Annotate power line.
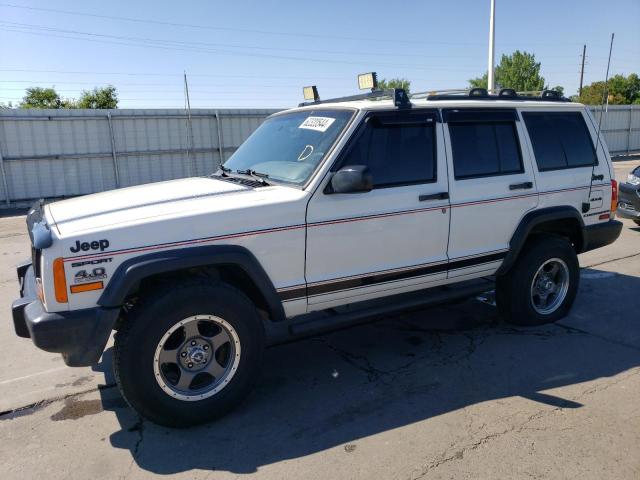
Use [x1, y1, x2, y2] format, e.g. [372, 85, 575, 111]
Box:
[0, 20, 488, 60]
[0, 26, 486, 71]
[0, 3, 487, 47]
[0, 69, 346, 80]
[4, 24, 631, 75]
[2, 2, 611, 52]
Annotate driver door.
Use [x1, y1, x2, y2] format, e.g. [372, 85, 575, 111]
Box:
[305, 110, 450, 309]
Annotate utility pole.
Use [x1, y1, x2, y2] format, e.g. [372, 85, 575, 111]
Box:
[487, 0, 496, 92]
[579, 44, 586, 97]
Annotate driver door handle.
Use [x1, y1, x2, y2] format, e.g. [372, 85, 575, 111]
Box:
[419, 192, 449, 201]
[509, 181, 533, 190]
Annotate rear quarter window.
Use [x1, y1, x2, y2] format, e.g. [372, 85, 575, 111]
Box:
[522, 111, 597, 171]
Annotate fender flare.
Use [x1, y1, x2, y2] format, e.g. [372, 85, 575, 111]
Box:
[97, 245, 286, 321]
[496, 206, 585, 276]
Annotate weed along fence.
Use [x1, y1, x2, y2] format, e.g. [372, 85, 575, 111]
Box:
[0, 108, 279, 207]
[0, 105, 638, 208]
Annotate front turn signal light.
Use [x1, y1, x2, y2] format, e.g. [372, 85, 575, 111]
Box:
[53, 257, 68, 303]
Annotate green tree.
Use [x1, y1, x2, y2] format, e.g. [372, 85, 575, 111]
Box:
[77, 86, 118, 109]
[578, 74, 640, 105]
[19, 87, 63, 108]
[378, 78, 411, 94]
[469, 51, 547, 92]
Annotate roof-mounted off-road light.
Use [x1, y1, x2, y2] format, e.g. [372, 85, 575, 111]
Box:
[358, 72, 378, 91]
[303, 85, 320, 102]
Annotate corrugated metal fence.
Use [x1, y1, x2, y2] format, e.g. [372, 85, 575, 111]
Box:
[0, 105, 638, 208]
[588, 105, 640, 155]
[0, 108, 278, 207]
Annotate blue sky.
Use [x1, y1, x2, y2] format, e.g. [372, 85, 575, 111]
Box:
[1, 0, 639, 109]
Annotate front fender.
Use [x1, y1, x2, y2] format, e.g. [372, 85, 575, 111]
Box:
[98, 245, 285, 321]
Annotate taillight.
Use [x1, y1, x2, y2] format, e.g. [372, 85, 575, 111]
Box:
[53, 257, 68, 303]
[610, 179, 618, 217]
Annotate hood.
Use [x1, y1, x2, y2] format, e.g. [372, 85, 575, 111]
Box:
[48, 177, 259, 236]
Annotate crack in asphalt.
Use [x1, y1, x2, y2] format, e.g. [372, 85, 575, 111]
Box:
[311, 337, 387, 382]
[409, 367, 640, 479]
[0, 232, 27, 240]
[582, 251, 640, 269]
[555, 322, 640, 353]
[120, 416, 145, 480]
[129, 416, 145, 457]
[0, 383, 116, 420]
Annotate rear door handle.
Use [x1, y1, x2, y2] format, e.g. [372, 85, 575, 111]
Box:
[509, 181, 533, 190]
[419, 192, 449, 201]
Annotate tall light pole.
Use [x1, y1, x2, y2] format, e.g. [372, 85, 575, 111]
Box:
[487, 0, 496, 91]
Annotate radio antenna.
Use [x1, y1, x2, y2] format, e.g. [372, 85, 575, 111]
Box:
[583, 32, 614, 214]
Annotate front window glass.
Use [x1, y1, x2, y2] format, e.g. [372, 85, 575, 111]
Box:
[340, 112, 437, 188]
[221, 109, 354, 185]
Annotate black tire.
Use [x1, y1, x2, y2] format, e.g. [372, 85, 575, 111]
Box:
[113, 280, 265, 427]
[634, 219, 640, 227]
[496, 236, 579, 326]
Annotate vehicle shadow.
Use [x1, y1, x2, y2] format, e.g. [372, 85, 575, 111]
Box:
[98, 267, 640, 475]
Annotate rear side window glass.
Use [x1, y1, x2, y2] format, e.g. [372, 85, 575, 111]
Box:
[448, 121, 523, 179]
[341, 112, 437, 188]
[522, 112, 597, 171]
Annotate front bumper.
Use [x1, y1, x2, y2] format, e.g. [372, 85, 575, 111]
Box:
[11, 263, 119, 366]
[617, 182, 640, 220]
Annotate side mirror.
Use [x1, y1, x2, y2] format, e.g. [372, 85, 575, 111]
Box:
[329, 165, 373, 194]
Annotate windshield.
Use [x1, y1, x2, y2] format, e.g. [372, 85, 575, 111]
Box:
[221, 109, 354, 186]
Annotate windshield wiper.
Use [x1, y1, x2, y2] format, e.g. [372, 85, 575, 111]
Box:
[209, 164, 232, 178]
[235, 169, 272, 185]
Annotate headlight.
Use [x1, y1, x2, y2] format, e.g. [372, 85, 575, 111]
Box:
[627, 174, 640, 185]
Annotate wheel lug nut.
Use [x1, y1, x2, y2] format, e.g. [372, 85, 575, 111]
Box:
[181, 352, 187, 357]
[188, 362, 193, 368]
[191, 341, 196, 346]
[203, 345, 209, 350]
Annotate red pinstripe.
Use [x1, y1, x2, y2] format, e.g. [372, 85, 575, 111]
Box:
[63, 184, 609, 263]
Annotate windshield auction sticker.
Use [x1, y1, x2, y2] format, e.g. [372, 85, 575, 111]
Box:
[299, 116, 336, 132]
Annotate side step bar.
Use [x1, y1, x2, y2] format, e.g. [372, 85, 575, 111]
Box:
[265, 278, 494, 344]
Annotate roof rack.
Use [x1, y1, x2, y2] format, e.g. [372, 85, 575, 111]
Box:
[415, 87, 570, 102]
[298, 88, 411, 108]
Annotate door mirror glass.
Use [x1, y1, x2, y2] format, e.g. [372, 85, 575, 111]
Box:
[330, 165, 373, 193]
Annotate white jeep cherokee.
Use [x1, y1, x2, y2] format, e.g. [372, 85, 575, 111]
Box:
[12, 86, 622, 427]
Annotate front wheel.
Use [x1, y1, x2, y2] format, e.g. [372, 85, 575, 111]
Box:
[113, 281, 265, 427]
[496, 236, 579, 326]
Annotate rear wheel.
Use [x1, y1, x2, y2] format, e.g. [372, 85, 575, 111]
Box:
[114, 281, 265, 427]
[496, 236, 579, 326]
